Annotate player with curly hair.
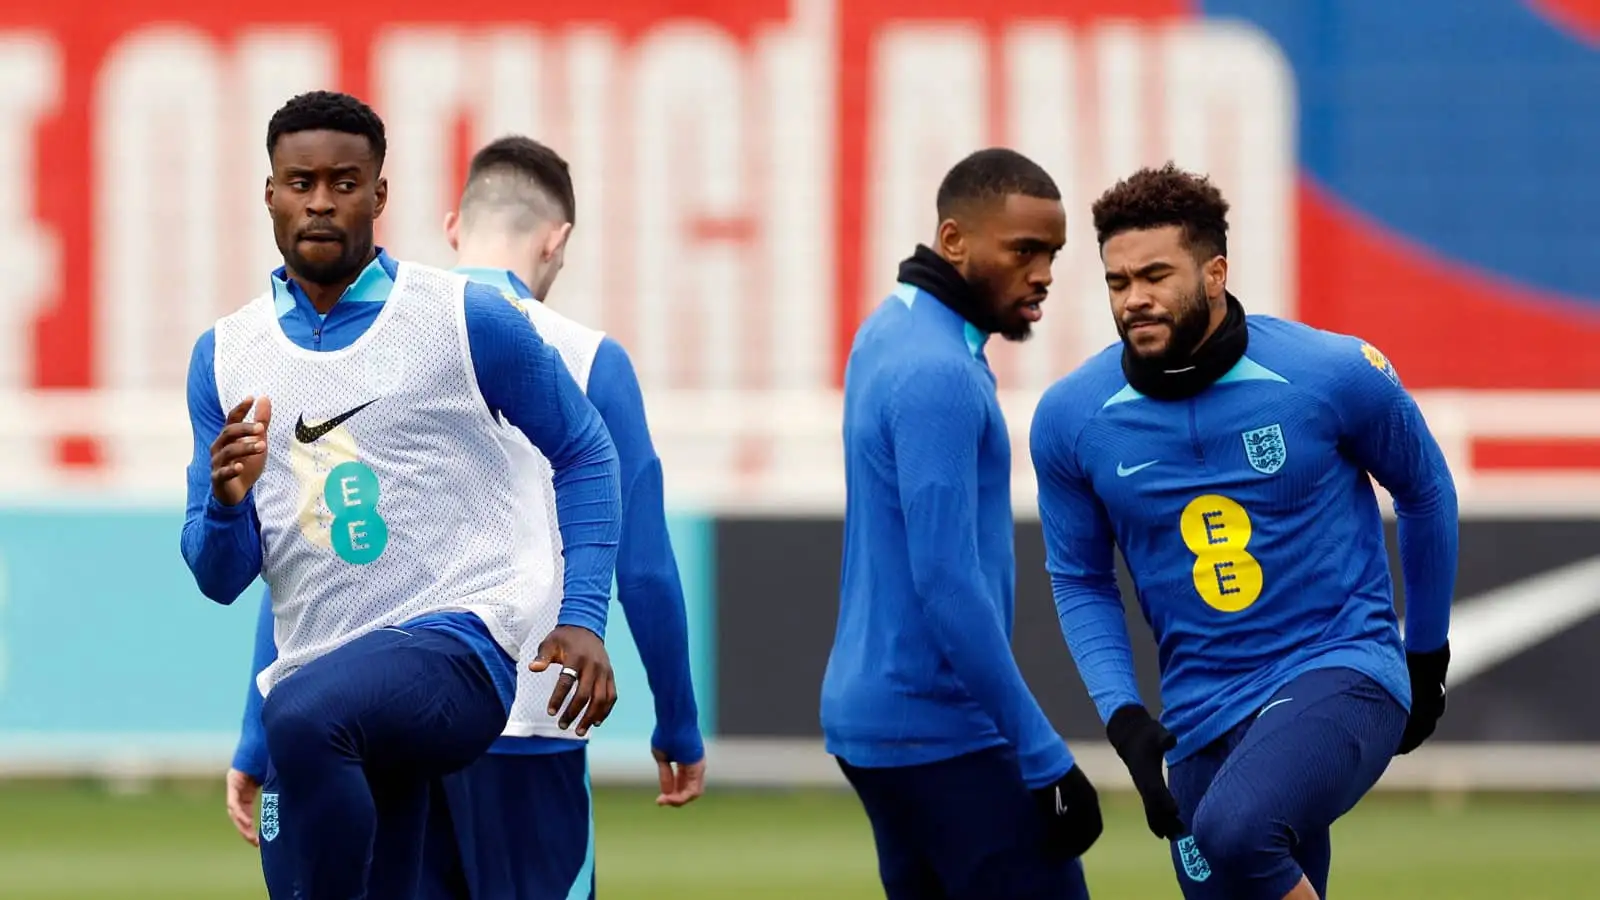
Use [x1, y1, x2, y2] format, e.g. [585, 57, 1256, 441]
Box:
[1030, 163, 1459, 900]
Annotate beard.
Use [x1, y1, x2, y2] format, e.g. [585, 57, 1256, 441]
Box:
[992, 303, 1035, 343]
[1118, 277, 1211, 367]
[281, 229, 374, 286]
[964, 262, 1036, 343]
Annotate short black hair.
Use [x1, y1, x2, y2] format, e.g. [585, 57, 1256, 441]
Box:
[1091, 162, 1230, 259]
[935, 148, 1060, 220]
[266, 91, 387, 168]
[461, 135, 576, 228]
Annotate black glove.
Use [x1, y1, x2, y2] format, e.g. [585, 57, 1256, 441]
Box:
[1030, 764, 1103, 860]
[1397, 643, 1449, 754]
[1107, 705, 1184, 840]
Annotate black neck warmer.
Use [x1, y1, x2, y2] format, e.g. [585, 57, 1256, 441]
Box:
[1121, 293, 1248, 401]
[895, 244, 999, 334]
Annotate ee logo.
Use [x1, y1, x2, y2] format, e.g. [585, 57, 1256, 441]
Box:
[324, 462, 388, 565]
[1179, 494, 1263, 612]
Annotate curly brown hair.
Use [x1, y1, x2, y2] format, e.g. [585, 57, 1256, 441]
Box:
[1090, 162, 1229, 260]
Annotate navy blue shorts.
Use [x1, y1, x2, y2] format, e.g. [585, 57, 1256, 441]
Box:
[1164, 666, 1406, 899]
[417, 747, 594, 900]
[256, 625, 512, 900]
[838, 745, 1090, 900]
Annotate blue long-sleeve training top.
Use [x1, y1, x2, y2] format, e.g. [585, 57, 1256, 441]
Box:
[183, 250, 621, 716]
[458, 267, 702, 762]
[1031, 316, 1458, 763]
[231, 265, 701, 778]
[820, 282, 1075, 789]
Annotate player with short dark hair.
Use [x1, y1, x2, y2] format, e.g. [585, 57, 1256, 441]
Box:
[1030, 162, 1457, 900]
[226, 132, 705, 899]
[443, 132, 705, 898]
[459, 134, 576, 224]
[821, 147, 1103, 900]
[184, 91, 623, 899]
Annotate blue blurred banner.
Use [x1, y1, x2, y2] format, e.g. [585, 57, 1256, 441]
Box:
[0, 505, 716, 768]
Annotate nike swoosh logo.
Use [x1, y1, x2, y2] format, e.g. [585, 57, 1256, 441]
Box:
[294, 400, 376, 444]
[1257, 697, 1294, 718]
[1116, 460, 1158, 477]
[1054, 785, 1068, 816]
[1427, 553, 1600, 687]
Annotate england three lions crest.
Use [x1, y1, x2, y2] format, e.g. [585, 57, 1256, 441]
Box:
[1242, 424, 1287, 475]
[260, 792, 280, 843]
[1177, 835, 1212, 882]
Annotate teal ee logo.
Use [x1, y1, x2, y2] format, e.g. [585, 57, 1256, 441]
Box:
[1176, 835, 1212, 882]
[324, 462, 388, 565]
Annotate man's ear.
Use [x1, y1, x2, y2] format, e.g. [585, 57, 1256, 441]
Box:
[444, 210, 460, 251]
[1203, 255, 1228, 300]
[543, 221, 574, 260]
[935, 218, 967, 266]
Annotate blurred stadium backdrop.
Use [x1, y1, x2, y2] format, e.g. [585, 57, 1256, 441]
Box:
[1, 0, 1600, 882]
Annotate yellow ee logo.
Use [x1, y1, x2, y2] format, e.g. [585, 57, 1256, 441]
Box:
[502, 291, 533, 320]
[1361, 342, 1400, 385]
[1179, 494, 1263, 613]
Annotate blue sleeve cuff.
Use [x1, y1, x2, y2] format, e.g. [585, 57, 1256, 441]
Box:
[1020, 745, 1077, 791]
[232, 739, 268, 782]
[652, 725, 706, 765]
[554, 610, 608, 641]
[1399, 503, 1457, 653]
[206, 491, 254, 519]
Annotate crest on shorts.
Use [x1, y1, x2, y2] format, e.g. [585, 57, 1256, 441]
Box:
[260, 792, 280, 843]
[1177, 835, 1212, 882]
[1242, 423, 1287, 475]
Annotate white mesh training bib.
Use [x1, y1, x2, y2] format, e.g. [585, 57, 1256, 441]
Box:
[213, 262, 540, 697]
[493, 295, 607, 741]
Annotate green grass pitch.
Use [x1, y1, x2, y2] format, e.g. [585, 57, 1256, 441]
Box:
[0, 778, 1592, 898]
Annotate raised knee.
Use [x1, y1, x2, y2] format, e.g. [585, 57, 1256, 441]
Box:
[1190, 801, 1276, 873]
[260, 680, 336, 764]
